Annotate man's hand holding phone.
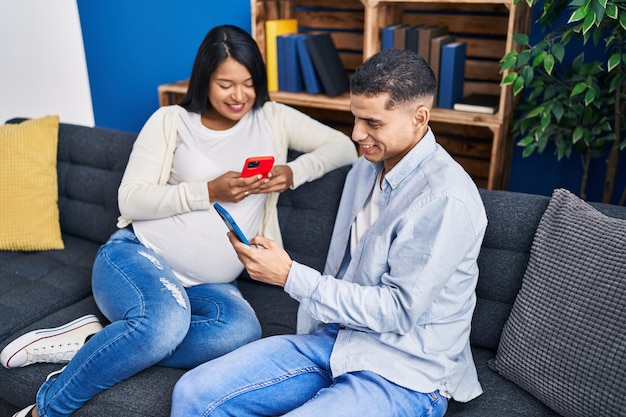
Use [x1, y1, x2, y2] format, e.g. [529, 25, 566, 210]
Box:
[226, 233, 292, 288]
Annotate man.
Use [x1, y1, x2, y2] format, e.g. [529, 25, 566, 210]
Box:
[171, 48, 487, 417]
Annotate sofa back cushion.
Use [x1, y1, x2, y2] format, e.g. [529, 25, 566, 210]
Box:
[473, 189, 551, 351]
[278, 164, 350, 272]
[55, 122, 136, 244]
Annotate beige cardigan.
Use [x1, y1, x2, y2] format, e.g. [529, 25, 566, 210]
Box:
[117, 102, 357, 246]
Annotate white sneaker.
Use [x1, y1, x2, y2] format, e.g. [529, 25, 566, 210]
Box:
[0, 315, 103, 368]
[12, 404, 35, 417]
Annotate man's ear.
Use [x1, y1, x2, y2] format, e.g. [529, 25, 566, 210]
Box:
[413, 104, 430, 128]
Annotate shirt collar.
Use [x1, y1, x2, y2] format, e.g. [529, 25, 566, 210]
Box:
[381, 127, 436, 189]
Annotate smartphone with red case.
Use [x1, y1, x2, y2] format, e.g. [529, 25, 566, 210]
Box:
[241, 156, 275, 179]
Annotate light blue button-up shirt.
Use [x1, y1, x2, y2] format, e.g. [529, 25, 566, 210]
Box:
[285, 129, 487, 402]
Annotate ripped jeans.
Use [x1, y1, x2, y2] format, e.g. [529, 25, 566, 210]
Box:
[35, 228, 261, 417]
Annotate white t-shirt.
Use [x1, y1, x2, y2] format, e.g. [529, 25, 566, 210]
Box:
[133, 108, 277, 286]
[350, 175, 381, 256]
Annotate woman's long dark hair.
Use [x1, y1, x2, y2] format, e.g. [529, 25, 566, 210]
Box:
[179, 25, 269, 114]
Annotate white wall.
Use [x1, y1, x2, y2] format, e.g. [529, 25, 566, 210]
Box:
[0, 0, 94, 126]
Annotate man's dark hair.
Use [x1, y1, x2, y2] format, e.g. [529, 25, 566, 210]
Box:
[179, 25, 269, 114]
[350, 48, 436, 109]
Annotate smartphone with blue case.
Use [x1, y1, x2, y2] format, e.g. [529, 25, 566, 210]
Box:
[213, 203, 251, 246]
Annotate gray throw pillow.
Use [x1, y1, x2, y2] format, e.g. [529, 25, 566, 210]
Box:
[489, 188, 626, 417]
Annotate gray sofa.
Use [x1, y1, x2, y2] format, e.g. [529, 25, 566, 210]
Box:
[1, 119, 624, 417]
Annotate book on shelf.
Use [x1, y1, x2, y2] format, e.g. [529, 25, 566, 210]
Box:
[277, 34, 304, 93]
[295, 34, 323, 94]
[418, 26, 448, 64]
[265, 19, 298, 92]
[381, 24, 403, 50]
[304, 33, 349, 97]
[453, 93, 500, 114]
[429, 34, 456, 106]
[393, 25, 409, 50]
[438, 41, 466, 109]
[404, 25, 424, 53]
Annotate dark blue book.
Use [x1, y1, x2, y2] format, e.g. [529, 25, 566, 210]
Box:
[404, 25, 423, 53]
[304, 33, 349, 97]
[438, 41, 466, 109]
[277, 34, 303, 93]
[295, 34, 323, 94]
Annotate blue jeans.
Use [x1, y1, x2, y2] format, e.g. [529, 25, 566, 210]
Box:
[171, 324, 449, 417]
[35, 228, 261, 417]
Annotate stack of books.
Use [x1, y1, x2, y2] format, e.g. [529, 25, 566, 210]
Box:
[266, 19, 349, 97]
[381, 24, 503, 112]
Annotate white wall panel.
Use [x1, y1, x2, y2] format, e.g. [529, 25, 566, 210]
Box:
[0, 0, 94, 126]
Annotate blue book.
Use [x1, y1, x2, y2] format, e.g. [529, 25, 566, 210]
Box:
[438, 41, 466, 109]
[295, 34, 323, 94]
[277, 35, 303, 93]
[381, 24, 402, 50]
[277, 35, 289, 92]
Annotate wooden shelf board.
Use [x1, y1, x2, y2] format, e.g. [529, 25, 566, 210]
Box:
[269, 91, 503, 128]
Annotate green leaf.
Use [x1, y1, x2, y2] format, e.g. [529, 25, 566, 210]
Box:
[590, 0, 606, 23]
[568, 6, 589, 24]
[606, 3, 618, 19]
[571, 82, 587, 96]
[522, 143, 536, 157]
[517, 50, 531, 67]
[551, 43, 565, 62]
[582, 11, 596, 35]
[544, 53, 555, 74]
[533, 51, 546, 67]
[513, 33, 529, 45]
[522, 66, 535, 85]
[500, 51, 518, 71]
[584, 87, 596, 105]
[552, 102, 564, 121]
[501, 72, 518, 86]
[513, 75, 526, 95]
[608, 53, 621, 71]
[621, 12, 626, 30]
[527, 105, 544, 118]
[573, 126, 584, 143]
[517, 135, 535, 146]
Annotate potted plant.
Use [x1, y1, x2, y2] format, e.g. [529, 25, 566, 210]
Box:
[501, 0, 626, 204]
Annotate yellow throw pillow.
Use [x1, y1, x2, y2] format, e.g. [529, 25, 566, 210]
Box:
[0, 116, 64, 251]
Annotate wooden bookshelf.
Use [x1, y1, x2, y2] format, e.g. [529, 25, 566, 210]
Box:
[158, 0, 530, 189]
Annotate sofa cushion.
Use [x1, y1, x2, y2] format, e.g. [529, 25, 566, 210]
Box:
[0, 116, 64, 251]
[489, 188, 626, 417]
[277, 164, 350, 273]
[447, 348, 559, 417]
[472, 190, 550, 351]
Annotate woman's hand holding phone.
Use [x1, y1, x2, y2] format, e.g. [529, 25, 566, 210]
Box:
[206, 156, 292, 202]
[207, 171, 266, 203]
